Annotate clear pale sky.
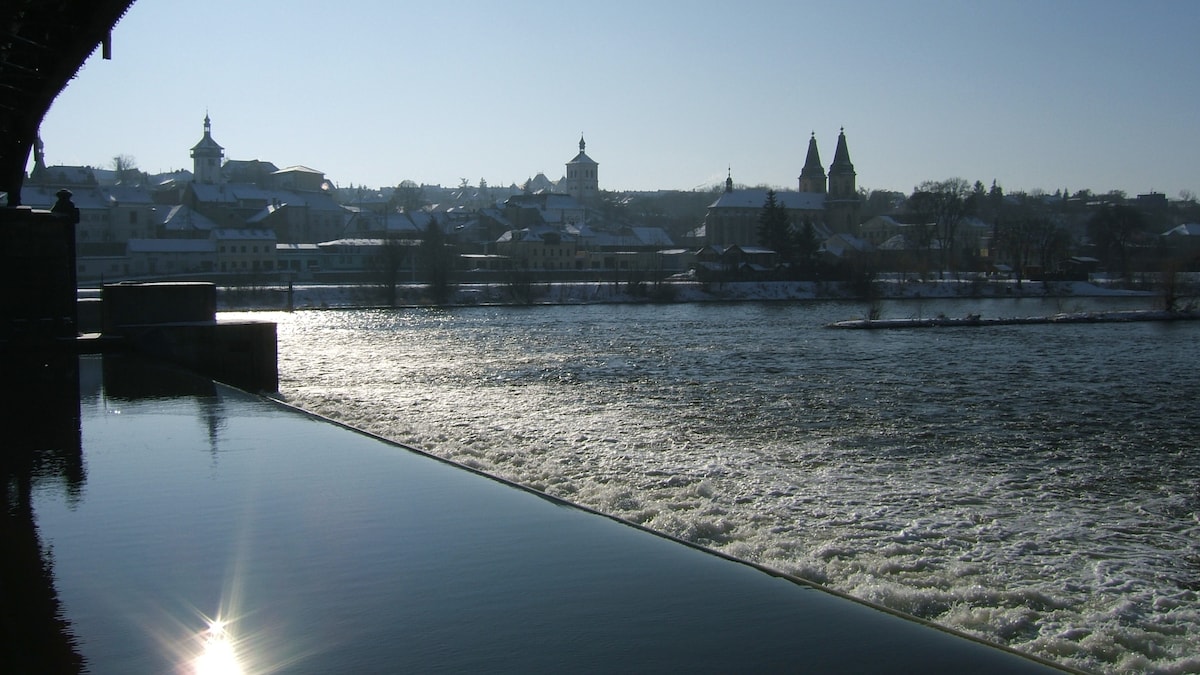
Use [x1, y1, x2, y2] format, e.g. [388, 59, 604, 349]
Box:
[33, 0, 1200, 197]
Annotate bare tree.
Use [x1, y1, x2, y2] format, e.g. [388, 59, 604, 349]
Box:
[994, 197, 1070, 287]
[373, 233, 414, 306]
[111, 154, 140, 185]
[391, 180, 425, 216]
[1087, 204, 1145, 281]
[418, 216, 455, 305]
[908, 178, 975, 278]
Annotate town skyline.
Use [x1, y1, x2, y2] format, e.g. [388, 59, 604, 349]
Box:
[30, 0, 1200, 199]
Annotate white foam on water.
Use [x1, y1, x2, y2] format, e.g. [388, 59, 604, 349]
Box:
[267, 304, 1200, 673]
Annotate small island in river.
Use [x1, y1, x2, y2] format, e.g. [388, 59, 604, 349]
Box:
[826, 308, 1200, 329]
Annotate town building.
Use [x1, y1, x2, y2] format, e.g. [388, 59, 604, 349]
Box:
[181, 116, 352, 244]
[562, 135, 599, 203]
[702, 129, 861, 247]
[190, 113, 224, 185]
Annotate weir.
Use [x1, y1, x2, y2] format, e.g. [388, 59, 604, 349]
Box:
[4, 353, 1072, 673]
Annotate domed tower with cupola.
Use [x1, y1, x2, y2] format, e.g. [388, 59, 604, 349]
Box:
[824, 127, 861, 233]
[190, 113, 224, 185]
[564, 135, 598, 202]
[798, 132, 826, 194]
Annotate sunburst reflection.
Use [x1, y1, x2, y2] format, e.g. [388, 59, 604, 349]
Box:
[192, 618, 244, 675]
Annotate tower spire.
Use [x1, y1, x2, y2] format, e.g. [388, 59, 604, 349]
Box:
[830, 126, 854, 174]
[799, 131, 826, 193]
[191, 112, 225, 185]
[824, 126, 860, 233]
[827, 126, 856, 198]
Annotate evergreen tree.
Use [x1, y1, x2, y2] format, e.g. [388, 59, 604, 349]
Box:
[792, 218, 821, 279]
[757, 189, 792, 262]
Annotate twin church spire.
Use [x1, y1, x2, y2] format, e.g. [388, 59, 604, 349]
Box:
[798, 128, 854, 197]
[725, 128, 855, 198]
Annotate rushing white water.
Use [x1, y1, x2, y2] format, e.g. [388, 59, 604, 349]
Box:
[251, 298, 1200, 674]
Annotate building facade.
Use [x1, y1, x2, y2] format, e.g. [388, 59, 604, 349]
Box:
[703, 129, 861, 247]
[563, 135, 599, 203]
[190, 114, 224, 185]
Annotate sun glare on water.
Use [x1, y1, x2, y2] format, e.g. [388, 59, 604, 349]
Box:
[192, 619, 244, 675]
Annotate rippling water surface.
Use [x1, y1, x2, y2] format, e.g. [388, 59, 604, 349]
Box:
[255, 297, 1200, 673]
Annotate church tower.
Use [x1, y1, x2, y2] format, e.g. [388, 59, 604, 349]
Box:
[190, 113, 224, 185]
[798, 132, 826, 194]
[824, 128, 861, 233]
[564, 135, 598, 202]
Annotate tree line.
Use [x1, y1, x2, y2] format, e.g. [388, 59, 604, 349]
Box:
[758, 178, 1200, 284]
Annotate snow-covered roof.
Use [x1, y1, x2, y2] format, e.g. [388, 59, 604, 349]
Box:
[273, 165, 324, 176]
[877, 234, 914, 251]
[561, 222, 675, 249]
[158, 204, 217, 231]
[732, 246, 775, 255]
[708, 189, 825, 211]
[127, 238, 216, 254]
[567, 151, 597, 166]
[632, 227, 674, 246]
[19, 185, 102, 209]
[821, 233, 871, 257]
[212, 228, 276, 241]
[189, 183, 350, 214]
[246, 202, 283, 224]
[106, 185, 155, 205]
[36, 165, 98, 186]
[496, 227, 575, 244]
[1163, 223, 1200, 237]
[317, 238, 417, 248]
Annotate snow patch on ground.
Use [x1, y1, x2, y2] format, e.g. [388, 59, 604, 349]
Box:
[219, 278, 1155, 311]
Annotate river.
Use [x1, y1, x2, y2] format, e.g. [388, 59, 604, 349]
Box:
[248, 296, 1200, 673]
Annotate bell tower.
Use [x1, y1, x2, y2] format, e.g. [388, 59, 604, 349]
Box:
[798, 132, 826, 194]
[824, 127, 861, 233]
[564, 135, 599, 202]
[190, 113, 224, 185]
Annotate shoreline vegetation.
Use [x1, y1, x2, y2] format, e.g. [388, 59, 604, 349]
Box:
[213, 277, 1194, 315]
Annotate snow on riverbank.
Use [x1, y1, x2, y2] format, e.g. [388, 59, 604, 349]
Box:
[217, 278, 1157, 311]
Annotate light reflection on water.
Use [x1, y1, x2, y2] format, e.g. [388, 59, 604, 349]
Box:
[263, 297, 1200, 673]
[192, 619, 243, 675]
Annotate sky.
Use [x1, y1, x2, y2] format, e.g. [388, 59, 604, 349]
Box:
[32, 0, 1200, 198]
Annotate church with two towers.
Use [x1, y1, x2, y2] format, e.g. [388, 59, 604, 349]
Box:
[703, 129, 860, 247]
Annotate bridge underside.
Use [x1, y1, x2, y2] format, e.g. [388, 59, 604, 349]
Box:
[1, 1, 135, 207]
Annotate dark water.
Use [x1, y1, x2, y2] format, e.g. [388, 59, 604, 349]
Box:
[259, 297, 1200, 673]
[18, 355, 1060, 673]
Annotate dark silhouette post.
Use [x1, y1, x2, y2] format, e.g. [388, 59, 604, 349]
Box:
[1, 190, 80, 343]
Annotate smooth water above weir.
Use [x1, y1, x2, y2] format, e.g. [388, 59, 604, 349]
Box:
[13, 355, 1059, 673]
[261, 296, 1200, 673]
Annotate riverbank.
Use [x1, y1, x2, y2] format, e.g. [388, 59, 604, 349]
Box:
[828, 308, 1200, 329]
[215, 278, 1165, 311]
